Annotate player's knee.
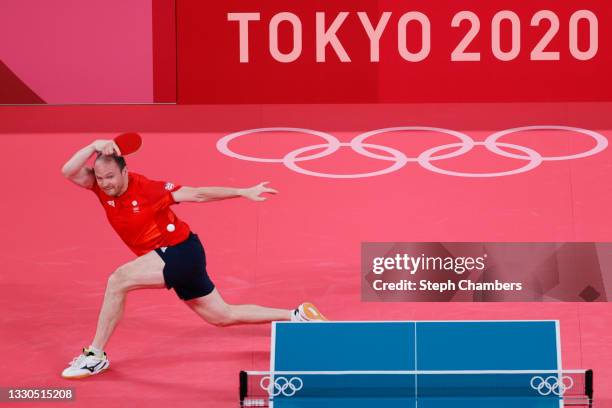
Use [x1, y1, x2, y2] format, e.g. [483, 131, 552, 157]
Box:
[210, 319, 231, 327]
[207, 308, 235, 327]
[107, 266, 132, 292]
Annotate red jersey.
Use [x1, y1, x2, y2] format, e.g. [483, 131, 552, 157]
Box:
[91, 172, 191, 256]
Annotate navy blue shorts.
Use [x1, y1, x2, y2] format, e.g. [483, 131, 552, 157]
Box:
[155, 233, 215, 300]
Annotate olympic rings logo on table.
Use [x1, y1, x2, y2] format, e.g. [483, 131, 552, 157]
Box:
[258, 373, 576, 398]
[530, 375, 574, 396]
[216, 126, 608, 178]
[260, 375, 304, 397]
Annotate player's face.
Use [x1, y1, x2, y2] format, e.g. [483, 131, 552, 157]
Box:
[93, 160, 128, 197]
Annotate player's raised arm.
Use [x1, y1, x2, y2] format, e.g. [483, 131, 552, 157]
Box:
[61, 140, 121, 188]
[172, 182, 278, 203]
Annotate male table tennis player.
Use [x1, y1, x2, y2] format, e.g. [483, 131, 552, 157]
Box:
[60, 138, 326, 379]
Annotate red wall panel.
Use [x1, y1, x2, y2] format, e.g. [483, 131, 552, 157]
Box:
[153, 0, 177, 103]
[177, 0, 611, 103]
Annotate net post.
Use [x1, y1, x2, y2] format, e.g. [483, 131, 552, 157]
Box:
[585, 369, 593, 407]
[239, 371, 248, 406]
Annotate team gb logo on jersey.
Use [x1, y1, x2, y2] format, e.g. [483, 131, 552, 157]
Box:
[165, 182, 174, 191]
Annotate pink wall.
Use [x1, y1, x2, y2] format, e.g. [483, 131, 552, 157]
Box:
[0, 0, 153, 104]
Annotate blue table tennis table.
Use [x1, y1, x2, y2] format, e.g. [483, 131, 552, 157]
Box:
[240, 321, 593, 407]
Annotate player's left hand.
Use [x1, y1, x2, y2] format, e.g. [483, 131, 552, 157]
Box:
[242, 182, 278, 201]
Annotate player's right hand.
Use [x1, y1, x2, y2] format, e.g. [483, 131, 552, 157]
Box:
[92, 139, 122, 156]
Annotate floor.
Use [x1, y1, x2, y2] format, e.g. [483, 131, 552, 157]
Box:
[0, 102, 610, 407]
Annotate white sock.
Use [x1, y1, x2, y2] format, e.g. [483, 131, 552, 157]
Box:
[88, 345, 104, 357]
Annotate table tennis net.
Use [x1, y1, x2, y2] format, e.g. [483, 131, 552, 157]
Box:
[239, 370, 593, 407]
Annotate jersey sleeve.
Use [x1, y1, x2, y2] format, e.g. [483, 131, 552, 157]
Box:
[145, 178, 183, 210]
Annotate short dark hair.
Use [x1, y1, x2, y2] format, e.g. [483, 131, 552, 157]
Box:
[95, 153, 127, 171]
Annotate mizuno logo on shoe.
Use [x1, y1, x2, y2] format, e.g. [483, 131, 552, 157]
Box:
[81, 361, 103, 373]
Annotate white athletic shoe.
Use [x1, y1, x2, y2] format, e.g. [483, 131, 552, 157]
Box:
[291, 302, 327, 322]
[61, 348, 109, 379]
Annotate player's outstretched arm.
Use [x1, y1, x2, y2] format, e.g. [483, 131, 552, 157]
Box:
[172, 182, 278, 203]
[61, 140, 121, 188]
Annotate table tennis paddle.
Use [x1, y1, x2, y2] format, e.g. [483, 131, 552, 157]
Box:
[114, 132, 142, 156]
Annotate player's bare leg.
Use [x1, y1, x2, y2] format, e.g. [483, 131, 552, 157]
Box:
[185, 289, 290, 325]
[91, 251, 166, 350]
[62, 251, 166, 379]
[185, 289, 326, 326]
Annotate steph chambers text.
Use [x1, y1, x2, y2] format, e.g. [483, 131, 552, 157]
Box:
[372, 279, 523, 292]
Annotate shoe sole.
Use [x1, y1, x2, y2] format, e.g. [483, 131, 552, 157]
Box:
[61, 362, 109, 379]
[301, 302, 328, 321]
